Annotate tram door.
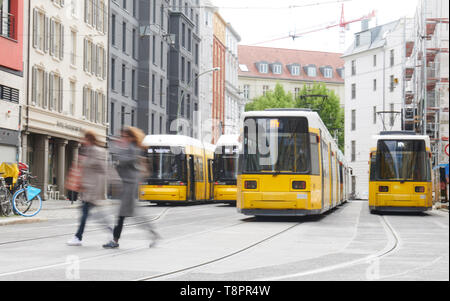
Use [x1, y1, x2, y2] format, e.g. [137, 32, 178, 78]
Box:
[187, 155, 196, 201]
[321, 139, 331, 210]
[208, 158, 214, 200]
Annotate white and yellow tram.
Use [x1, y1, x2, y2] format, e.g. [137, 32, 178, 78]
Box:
[237, 109, 350, 216]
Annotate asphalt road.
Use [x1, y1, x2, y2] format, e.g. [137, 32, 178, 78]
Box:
[0, 201, 448, 281]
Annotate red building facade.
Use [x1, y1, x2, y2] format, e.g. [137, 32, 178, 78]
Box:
[212, 13, 226, 144]
[0, 0, 24, 71]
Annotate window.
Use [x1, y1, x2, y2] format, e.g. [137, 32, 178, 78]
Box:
[111, 14, 116, 45]
[262, 85, 269, 96]
[243, 85, 250, 99]
[187, 61, 191, 83]
[131, 109, 135, 126]
[351, 83, 356, 99]
[351, 110, 356, 131]
[71, 30, 77, 65]
[121, 106, 125, 128]
[122, 22, 126, 52]
[152, 74, 155, 104]
[182, 23, 186, 48]
[131, 69, 136, 100]
[390, 49, 394, 67]
[160, 78, 164, 106]
[122, 64, 126, 96]
[132, 28, 137, 59]
[152, 36, 157, 65]
[49, 20, 64, 60]
[351, 60, 356, 76]
[324, 68, 333, 78]
[82, 86, 93, 120]
[70, 81, 76, 116]
[161, 41, 164, 68]
[111, 58, 116, 90]
[307, 67, 316, 77]
[355, 34, 360, 47]
[188, 28, 192, 52]
[110, 102, 115, 135]
[294, 88, 300, 99]
[181, 57, 185, 82]
[351, 141, 356, 162]
[31, 67, 46, 108]
[259, 63, 268, 74]
[33, 9, 47, 52]
[273, 64, 282, 74]
[373, 79, 377, 91]
[195, 44, 199, 66]
[373, 106, 377, 124]
[373, 55, 377, 67]
[123, 0, 127, 10]
[48, 72, 63, 113]
[160, 116, 163, 134]
[97, 46, 106, 79]
[390, 75, 395, 92]
[291, 65, 300, 76]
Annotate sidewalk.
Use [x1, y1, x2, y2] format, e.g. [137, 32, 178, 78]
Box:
[0, 199, 119, 226]
[435, 202, 449, 211]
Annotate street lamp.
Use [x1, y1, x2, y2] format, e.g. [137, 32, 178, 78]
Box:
[176, 67, 221, 135]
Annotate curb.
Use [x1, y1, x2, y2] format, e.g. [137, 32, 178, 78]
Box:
[0, 217, 48, 226]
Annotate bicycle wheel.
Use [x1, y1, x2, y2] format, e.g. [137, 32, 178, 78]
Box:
[12, 189, 42, 217]
[0, 188, 12, 216]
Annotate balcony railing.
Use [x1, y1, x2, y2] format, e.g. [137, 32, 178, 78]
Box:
[0, 12, 16, 40]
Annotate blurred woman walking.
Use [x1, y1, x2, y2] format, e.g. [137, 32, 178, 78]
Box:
[103, 127, 160, 249]
[67, 131, 107, 246]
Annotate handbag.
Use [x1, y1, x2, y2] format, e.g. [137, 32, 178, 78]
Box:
[65, 164, 82, 192]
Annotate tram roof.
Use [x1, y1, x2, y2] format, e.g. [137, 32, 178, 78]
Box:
[142, 135, 206, 149]
[215, 135, 241, 147]
[242, 110, 340, 153]
[372, 134, 431, 148]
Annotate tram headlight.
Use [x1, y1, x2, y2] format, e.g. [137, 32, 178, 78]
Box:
[379, 186, 389, 192]
[415, 186, 425, 193]
[244, 181, 257, 190]
[292, 181, 307, 190]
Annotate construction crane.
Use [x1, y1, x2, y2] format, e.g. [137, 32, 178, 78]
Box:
[251, 4, 376, 47]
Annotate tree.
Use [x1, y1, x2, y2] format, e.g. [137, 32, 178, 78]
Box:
[245, 83, 295, 112]
[295, 83, 344, 151]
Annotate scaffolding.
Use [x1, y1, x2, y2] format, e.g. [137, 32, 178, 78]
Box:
[404, 0, 449, 166]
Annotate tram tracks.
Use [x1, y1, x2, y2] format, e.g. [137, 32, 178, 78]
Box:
[255, 214, 401, 281]
[135, 222, 302, 281]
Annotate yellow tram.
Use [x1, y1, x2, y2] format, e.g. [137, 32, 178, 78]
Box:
[368, 132, 433, 213]
[237, 109, 350, 216]
[139, 135, 214, 204]
[213, 135, 240, 205]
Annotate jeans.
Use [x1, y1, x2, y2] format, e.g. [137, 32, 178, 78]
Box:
[75, 202, 93, 241]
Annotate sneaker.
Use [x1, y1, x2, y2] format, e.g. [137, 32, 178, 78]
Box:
[67, 236, 82, 246]
[103, 240, 119, 249]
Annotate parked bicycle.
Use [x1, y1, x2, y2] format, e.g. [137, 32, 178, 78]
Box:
[0, 163, 42, 217]
[0, 173, 13, 216]
[11, 170, 42, 217]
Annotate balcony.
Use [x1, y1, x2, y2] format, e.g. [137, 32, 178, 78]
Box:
[0, 12, 16, 40]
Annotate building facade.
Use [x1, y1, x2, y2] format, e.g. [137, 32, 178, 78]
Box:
[197, 0, 215, 143]
[166, 0, 200, 137]
[109, 0, 140, 138]
[238, 45, 345, 108]
[404, 0, 449, 166]
[0, 0, 24, 163]
[24, 0, 108, 200]
[342, 20, 411, 199]
[212, 12, 226, 143]
[224, 23, 242, 136]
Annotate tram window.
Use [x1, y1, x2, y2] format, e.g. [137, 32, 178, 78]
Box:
[310, 133, 320, 175]
[376, 140, 430, 182]
[321, 140, 329, 178]
[243, 117, 310, 174]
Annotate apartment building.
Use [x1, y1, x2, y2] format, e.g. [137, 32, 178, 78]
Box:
[197, 0, 215, 143]
[224, 23, 242, 136]
[109, 0, 140, 137]
[24, 0, 108, 200]
[238, 45, 345, 108]
[0, 0, 24, 163]
[342, 19, 411, 199]
[166, 0, 200, 137]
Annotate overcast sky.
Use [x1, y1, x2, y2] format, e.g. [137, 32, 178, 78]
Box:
[210, 0, 419, 53]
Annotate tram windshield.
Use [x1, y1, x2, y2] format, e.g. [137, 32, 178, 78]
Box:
[242, 117, 310, 174]
[146, 147, 186, 182]
[375, 140, 430, 182]
[215, 147, 239, 181]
